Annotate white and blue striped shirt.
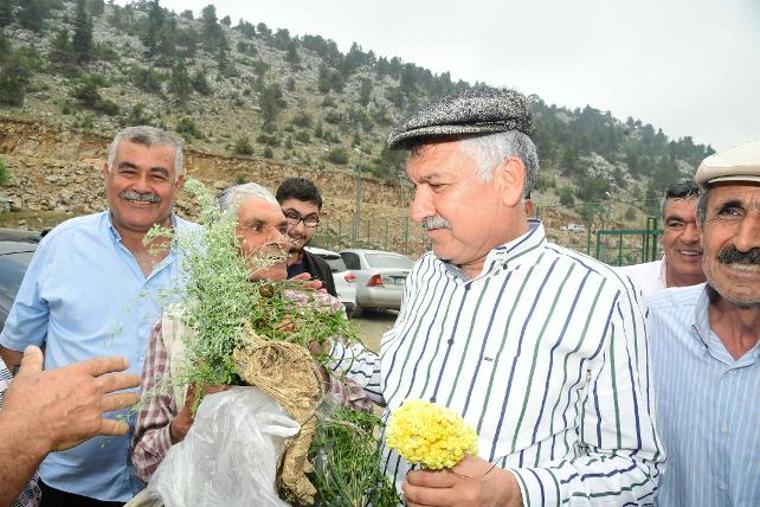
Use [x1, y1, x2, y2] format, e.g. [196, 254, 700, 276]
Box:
[648, 284, 760, 507]
[331, 221, 664, 505]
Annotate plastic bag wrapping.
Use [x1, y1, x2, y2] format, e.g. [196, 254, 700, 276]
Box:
[147, 386, 300, 507]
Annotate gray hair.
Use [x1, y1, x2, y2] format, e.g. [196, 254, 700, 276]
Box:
[459, 131, 538, 196]
[411, 131, 538, 197]
[696, 186, 713, 224]
[217, 183, 278, 212]
[107, 126, 185, 179]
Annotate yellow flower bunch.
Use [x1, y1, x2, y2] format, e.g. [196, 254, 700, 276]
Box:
[386, 399, 479, 470]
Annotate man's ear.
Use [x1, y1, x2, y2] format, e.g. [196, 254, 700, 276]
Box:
[175, 174, 185, 191]
[493, 157, 525, 208]
[102, 163, 110, 181]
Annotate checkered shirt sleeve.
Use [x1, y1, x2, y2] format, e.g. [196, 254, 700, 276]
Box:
[131, 319, 176, 485]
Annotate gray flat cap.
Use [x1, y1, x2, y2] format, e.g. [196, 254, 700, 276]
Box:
[387, 87, 535, 150]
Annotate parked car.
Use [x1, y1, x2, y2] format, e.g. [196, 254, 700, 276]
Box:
[0, 229, 42, 332]
[304, 246, 358, 317]
[339, 249, 413, 315]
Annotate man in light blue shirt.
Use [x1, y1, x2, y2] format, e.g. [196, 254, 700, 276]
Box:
[0, 126, 196, 506]
[649, 139, 760, 506]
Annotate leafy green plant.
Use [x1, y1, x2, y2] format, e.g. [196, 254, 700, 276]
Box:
[326, 147, 349, 165]
[140, 180, 396, 505]
[176, 117, 202, 140]
[233, 136, 254, 155]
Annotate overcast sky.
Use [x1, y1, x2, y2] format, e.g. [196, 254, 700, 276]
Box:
[154, 0, 759, 150]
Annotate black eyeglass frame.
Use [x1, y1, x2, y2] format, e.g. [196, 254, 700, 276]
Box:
[283, 211, 320, 228]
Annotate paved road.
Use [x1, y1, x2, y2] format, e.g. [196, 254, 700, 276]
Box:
[351, 309, 398, 352]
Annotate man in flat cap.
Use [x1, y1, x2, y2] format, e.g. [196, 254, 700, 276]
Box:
[329, 88, 663, 506]
[648, 139, 760, 506]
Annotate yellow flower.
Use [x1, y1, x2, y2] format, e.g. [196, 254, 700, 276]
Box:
[386, 399, 479, 470]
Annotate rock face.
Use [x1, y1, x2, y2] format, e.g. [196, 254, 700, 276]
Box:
[0, 118, 425, 252]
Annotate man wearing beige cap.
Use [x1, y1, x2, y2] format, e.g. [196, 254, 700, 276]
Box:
[329, 88, 663, 506]
[648, 139, 760, 506]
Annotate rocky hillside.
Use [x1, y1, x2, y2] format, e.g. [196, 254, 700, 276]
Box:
[0, 0, 714, 253]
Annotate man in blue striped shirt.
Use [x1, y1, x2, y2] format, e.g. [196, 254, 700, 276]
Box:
[648, 139, 760, 506]
[329, 88, 663, 506]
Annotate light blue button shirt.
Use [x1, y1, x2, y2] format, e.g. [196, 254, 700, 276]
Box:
[0, 210, 197, 502]
[648, 284, 760, 507]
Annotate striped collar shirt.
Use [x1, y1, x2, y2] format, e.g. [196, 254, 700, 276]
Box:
[647, 284, 760, 507]
[330, 220, 664, 505]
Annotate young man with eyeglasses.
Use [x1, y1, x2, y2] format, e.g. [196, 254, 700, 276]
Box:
[275, 177, 337, 297]
[618, 180, 706, 297]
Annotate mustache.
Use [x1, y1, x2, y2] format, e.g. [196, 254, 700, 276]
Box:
[717, 246, 760, 266]
[120, 189, 161, 203]
[422, 215, 451, 231]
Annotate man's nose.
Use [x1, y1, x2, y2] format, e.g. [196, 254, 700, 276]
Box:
[410, 187, 434, 224]
[131, 172, 151, 193]
[288, 220, 306, 236]
[733, 212, 760, 252]
[270, 229, 289, 249]
[681, 222, 701, 244]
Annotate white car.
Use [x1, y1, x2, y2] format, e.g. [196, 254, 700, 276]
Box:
[304, 246, 358, 316]
[339, 249, 414, 315]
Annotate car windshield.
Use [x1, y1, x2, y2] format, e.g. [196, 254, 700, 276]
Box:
[365, 253, 413, 269]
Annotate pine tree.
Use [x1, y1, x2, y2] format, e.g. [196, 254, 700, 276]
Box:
[89, 0, 105, 17]
[201, 4, 225, 51]
[0, 52, 32, 106]
[18, 0, 50, 32]
[169, 60, 191, 104]
[359, 78, 372, 107]
[72, 0, 93, 64]
[0, 0, 13, 28]
[259, 82, 284, 131]
[285, 42, 300, 67]
[50, 28, 76, 73]
[144, 0, 165, 56]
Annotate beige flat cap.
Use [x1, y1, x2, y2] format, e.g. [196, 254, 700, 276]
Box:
[696, 139, 760, 186]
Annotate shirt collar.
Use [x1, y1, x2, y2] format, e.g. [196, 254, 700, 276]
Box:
[107, 211, 178, 244]
[692, 284, 760, 366]
[442, 219, 546, 280]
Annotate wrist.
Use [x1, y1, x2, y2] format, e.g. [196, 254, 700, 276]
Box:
[0, 410, 50, 461]
[494, 469, 523, 507]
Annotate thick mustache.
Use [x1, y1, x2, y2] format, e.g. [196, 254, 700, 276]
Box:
[717, 246, 760, 265]
[422, 215, 451, 231]
[120, 189, 161, 203]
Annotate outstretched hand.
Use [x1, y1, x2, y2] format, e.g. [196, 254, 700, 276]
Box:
[2, 346, 141, 453]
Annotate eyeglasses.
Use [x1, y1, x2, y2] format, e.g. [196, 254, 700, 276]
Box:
[665, 181, 700, 199]
[284, 211, 320, 228]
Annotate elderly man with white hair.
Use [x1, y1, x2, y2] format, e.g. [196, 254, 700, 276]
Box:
[0, 126, 196, 506]
[648, 139, 760, 506]
[130, 182, 371, 485]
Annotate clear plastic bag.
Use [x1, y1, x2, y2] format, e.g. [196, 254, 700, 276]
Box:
[147, 386, 300, 507]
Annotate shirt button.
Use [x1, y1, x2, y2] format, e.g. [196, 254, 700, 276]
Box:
[719, 483, 727, 491]
[721, 424, 729, 434]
